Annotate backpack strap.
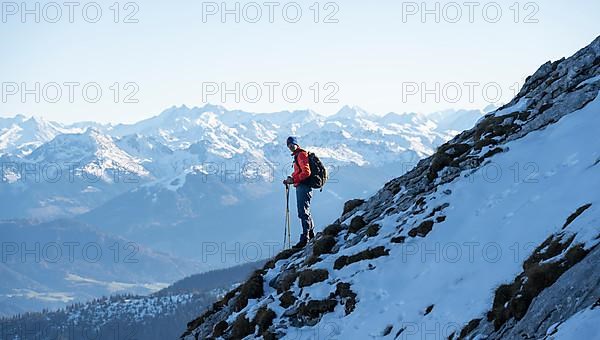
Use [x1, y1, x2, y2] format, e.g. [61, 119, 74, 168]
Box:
[293, 149, 308, 167]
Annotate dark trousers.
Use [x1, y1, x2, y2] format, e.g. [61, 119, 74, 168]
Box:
[295, 182, 314, 241]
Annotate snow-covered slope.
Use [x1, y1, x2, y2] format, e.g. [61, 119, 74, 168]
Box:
[181, 36, 600, 340]
[547, 301, 600, 339]
[27, 128, 151, 180]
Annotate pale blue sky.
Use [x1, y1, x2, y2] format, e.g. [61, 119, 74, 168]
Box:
[1, 0, 599, 123]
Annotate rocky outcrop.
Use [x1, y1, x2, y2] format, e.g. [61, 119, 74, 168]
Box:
[347, 36, 600, 231]
[468, 244, 600, 339]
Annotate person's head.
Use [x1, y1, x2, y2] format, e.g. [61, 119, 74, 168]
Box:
[286, 136, 299, 152]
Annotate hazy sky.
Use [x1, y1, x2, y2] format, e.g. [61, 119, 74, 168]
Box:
[1, 0, 599, 123]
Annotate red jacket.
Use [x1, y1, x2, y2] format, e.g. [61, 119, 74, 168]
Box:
[291, 149, 311, 186]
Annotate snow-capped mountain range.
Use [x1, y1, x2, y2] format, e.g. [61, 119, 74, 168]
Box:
[0, 105, 483, 221]
[1, 105, 483, 169]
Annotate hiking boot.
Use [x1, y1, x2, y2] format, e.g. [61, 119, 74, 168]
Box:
[293, 238, 307, 249]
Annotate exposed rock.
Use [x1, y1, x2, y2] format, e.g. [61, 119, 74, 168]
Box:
[458, 318, 481, 339]
[487, 232, 589, 330]
[263, 248, 302, 269]
[279, 291, 297, 308]
[230, 314, 254, 339]
[303, 255, 321, 266]
[296, 299, 337, 321]
[335, 282, 357, 315]
[475, 244, 600, 339]
[234, 270, 265, 312]
[334, 246, 389, 270]
[312, 235, 336, 256]
[272, 270, 299, 294]
[408, 220, 434, 237]
[562, 203, 592, 229]
[298, 269, 329, 288]
[182, 286, 241, 338]
[323, 223, 343, 236]
[212, 320, 228, 338]
[482, 147, 505, 159]
[262, 331, 277, 340]
[365, 224, 381, 237]
[391, 236, 406, 244]
[343, 198, 365, 215]
[427, 203, 450, 218]
[428, 143, 472, 181]
[253, 306, 276, 334]
[348, 215, 366, 233]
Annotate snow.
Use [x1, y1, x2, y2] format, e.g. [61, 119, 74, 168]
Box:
[65, 273, 169, 293]
[0, 115, 82, 155]
[5, 289, 74, 303]
[1, 104, 480, 195]
[328, 105, 372, 120]
[546, 305, 600, 339]
[65, 292, 198, 325]
[577, 74, 600, 87]
[308, 146, 368, 166]
[491, 96, 529, 117]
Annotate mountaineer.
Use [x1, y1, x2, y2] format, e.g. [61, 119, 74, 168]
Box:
[282, 136, 327, 248]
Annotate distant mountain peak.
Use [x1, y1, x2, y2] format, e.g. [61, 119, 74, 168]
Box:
[13, 113, 27, 121]
[199, 103, 228, 113]
[331, 105, 371, 119]
[83, 126, 101, 135]
[379, 111, 424, 123]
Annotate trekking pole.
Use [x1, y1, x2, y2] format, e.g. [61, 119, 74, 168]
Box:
[286, 185, 292, 249]
[284, 184, 290, 250]
[285, 184, 292, 249]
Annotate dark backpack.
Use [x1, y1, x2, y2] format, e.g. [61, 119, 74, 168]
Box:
[295, 150, 328, 190]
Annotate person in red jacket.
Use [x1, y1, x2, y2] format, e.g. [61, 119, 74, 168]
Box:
[283, 136, 315, 248]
